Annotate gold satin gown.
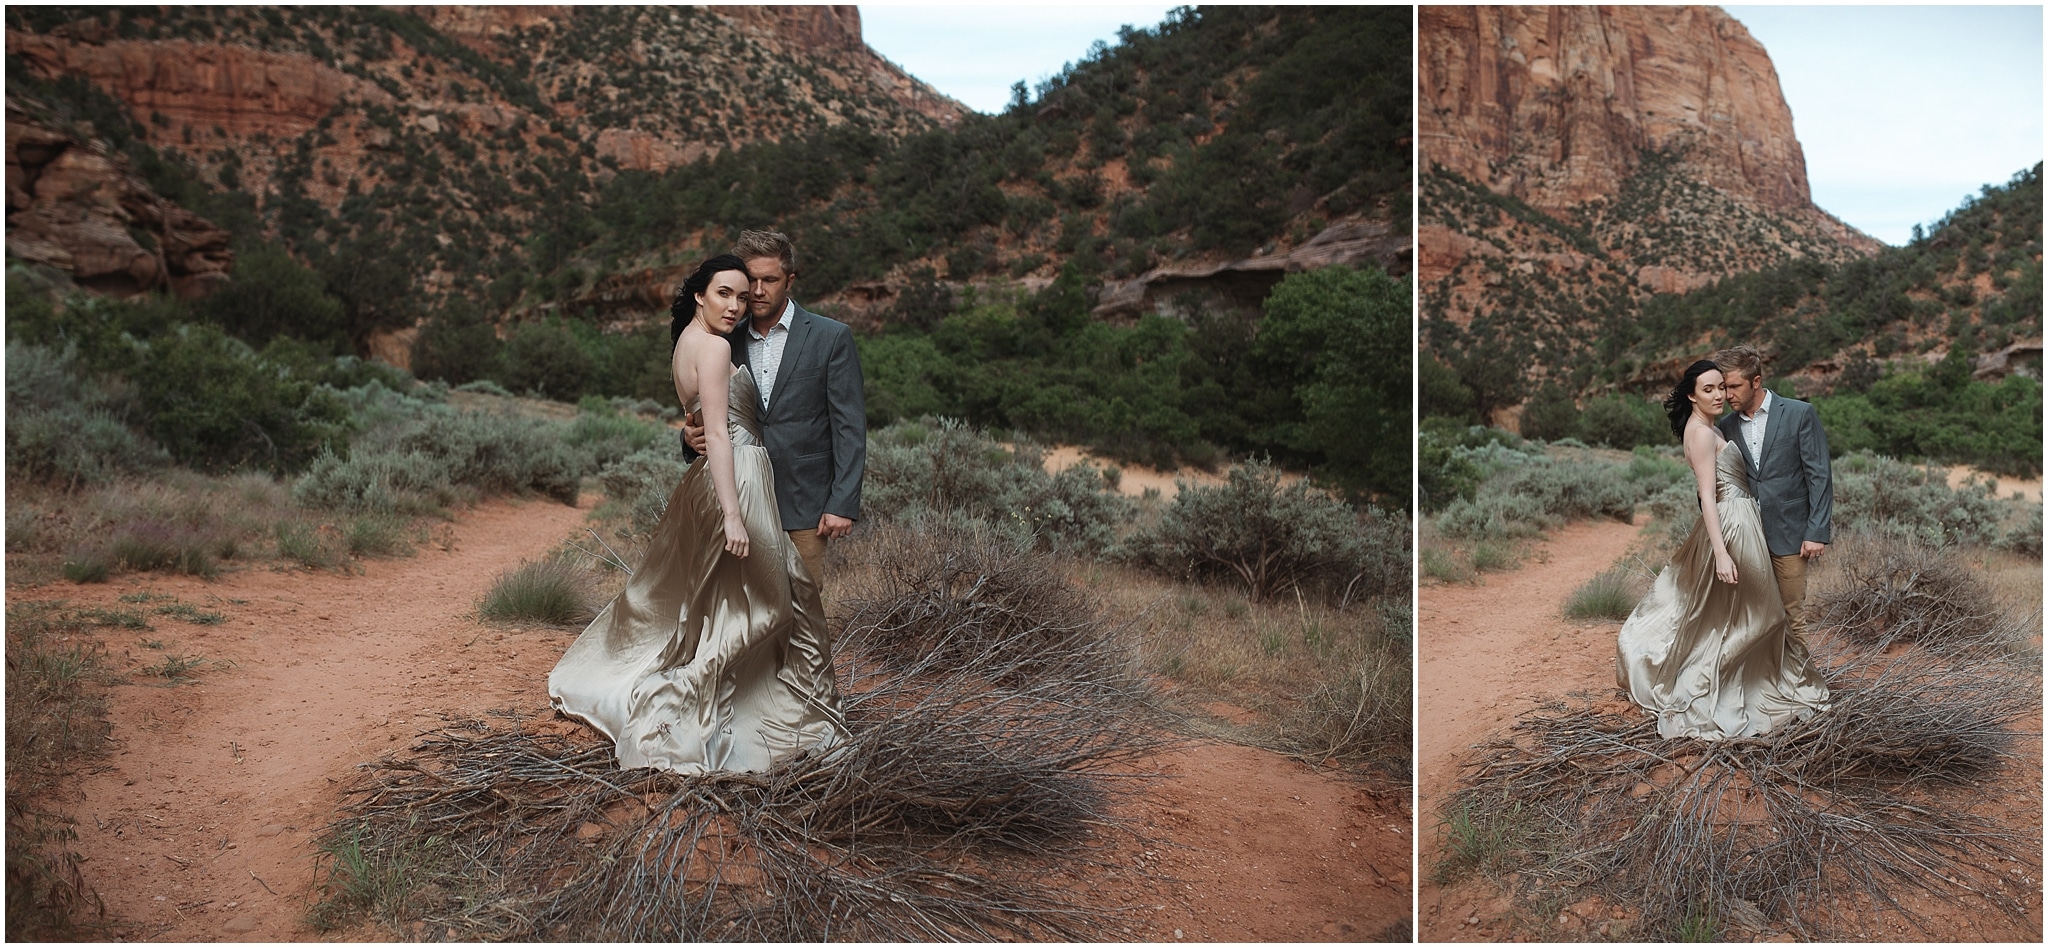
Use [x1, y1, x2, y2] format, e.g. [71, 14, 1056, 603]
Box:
[549, 370, 845, 773]
[1616, 440, 1830, 740]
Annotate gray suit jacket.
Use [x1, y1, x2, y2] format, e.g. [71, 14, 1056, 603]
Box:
[683, 302, 866, 530]
[1717, 394, 1832, 557]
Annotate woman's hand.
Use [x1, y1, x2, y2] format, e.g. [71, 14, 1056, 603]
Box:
[723, 511, 749, 559]
[1714, 550, 1738, 585]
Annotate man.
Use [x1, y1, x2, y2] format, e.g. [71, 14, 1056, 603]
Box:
[1712, 345, 1831, 665]
[683, 230, 865, 587]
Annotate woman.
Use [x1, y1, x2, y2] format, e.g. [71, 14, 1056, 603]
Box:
[1615, 359, 1829, 739]
[549, 254, 845, 773]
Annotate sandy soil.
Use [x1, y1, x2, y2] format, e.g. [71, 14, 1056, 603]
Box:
[1416, 519, 2043, 942]
[13, 495, 1405, 941]
[1947, 464, 2042, 503]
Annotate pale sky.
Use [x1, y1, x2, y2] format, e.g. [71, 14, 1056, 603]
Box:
[1724, 5, 2043, 246]
[859, 4, 1182, 114]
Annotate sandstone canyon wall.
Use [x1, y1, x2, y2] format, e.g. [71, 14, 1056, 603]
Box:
[1418, 5, 1883, 418]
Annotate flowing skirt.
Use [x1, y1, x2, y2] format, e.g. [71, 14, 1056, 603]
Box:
[1615, 496, 1829, 740]
[548, 445, 844, 773]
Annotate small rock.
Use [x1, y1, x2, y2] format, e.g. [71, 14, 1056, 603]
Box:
[1173, 929, 1183, 939]
[576, 822, 606, 839]
[222, 917, 259, 933]
[256, 824, 286, 837]
[1630, 782, 1654, 799]
[1165, 807, 1190, 817]
[1392, 871, 1410, 885]
[1466, 914, 1482, 926]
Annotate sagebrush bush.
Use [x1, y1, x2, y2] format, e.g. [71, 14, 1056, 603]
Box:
[1434, 446, 1652, 542]
[6, 342, 167, 487]
[1130, 457, 1404, 602]
[595, 448, 690, 536]
[864, 417, 1132, 555]
[295, 405, 586, 512]
[1830, 451, 2008, 547]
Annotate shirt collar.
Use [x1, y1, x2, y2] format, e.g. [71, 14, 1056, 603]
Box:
[747, 300, 796, 340]
[1745, 389, 1774, 421]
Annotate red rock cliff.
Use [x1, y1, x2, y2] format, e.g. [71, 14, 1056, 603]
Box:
[1421, 5, 1810, 213]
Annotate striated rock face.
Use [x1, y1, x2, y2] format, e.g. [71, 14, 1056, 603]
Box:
[1418, 5, 1886, 424]
[6, 101, 233, 298]
[1421, 5, 1809, 212]
[9, 32, 394, 139]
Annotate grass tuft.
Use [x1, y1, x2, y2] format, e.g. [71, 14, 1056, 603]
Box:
[478, 558, 594, 625]
[1563, 568, 1639, 620]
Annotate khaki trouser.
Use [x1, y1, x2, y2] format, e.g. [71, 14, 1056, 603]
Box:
[787, 528, 827, 591]
[1771, 552, 1812, 666]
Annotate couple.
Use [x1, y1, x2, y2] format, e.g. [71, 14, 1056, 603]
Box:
[548, 231, 867, 774]
[1616, 345, 1833, 740]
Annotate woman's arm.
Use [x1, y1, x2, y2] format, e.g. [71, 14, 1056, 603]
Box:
[1685, 423, 1735, 584]
[686, 335, 749, 559]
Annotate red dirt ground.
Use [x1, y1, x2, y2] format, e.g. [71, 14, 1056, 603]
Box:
[12, 495, 1407, 941]
[1416, 519, 2043, 942]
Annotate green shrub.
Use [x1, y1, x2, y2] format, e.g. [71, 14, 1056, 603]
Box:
[1995, 504, 2041, 557]
[864, 417, 1132, 555]
[5, 342, 167, 487]
[596, 448, 690, 536]
[564, 404, 667, 472]
[410, 298, 504, 386]
[196, 241, 349, 349]
[294, 407, 584, 512]
[1434, 447, 1645, 542]
[479, 558, 594, 625]
[344, 514, 415, 557]
[1831, 451, 2008, 548]
[499, 319, 594, 401]
[1575, 394, 1667, 450]
[134, 324, 351, 473]
[1131, 457, 1402, 602]
[275, 521, 344, 569]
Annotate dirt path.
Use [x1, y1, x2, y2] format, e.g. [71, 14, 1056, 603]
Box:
[24, 496, 594, 941]
[1415, 519, 2043, 942]
[1416, 517, 1645, 826]
[1414, 517, 1644, 942]
[18, 495, 1402, 941]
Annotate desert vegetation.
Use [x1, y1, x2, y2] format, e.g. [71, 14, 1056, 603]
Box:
[6, 272, 1408, 936]
[1423, 161, 2041, 477]
[1420, 424, 2041, 940]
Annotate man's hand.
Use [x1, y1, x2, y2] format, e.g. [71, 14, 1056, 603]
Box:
[682, 409, 708, 455]
[1800, 540, 1827, 560]
[816, 513, 854, 541]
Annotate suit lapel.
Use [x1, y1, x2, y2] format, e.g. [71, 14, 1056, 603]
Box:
[766, 305, 815, 416]
[1759, 397, 1796, 472]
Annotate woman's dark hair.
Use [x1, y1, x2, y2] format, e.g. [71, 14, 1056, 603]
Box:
[670, 254, 749, 345]
[1663, 359, 1722, 438]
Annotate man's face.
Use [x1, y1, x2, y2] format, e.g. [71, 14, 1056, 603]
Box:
[1722, 371, 1764, 415]
[743, 256, 793, 323]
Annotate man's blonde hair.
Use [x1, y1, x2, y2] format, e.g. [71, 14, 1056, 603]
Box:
[1711, 345, 1764, 382]
[732, 230, 797, 273]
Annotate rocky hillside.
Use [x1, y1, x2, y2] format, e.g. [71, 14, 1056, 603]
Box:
[7, 5, 1410, 361]
[540, 5, 1412, 331]
[7, 5, 964, 356]
[1417, 5, 1890, 422]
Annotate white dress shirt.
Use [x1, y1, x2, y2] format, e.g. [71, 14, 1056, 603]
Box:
[1739, 389, 1774, 466]
[746, 300, 795, 410]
